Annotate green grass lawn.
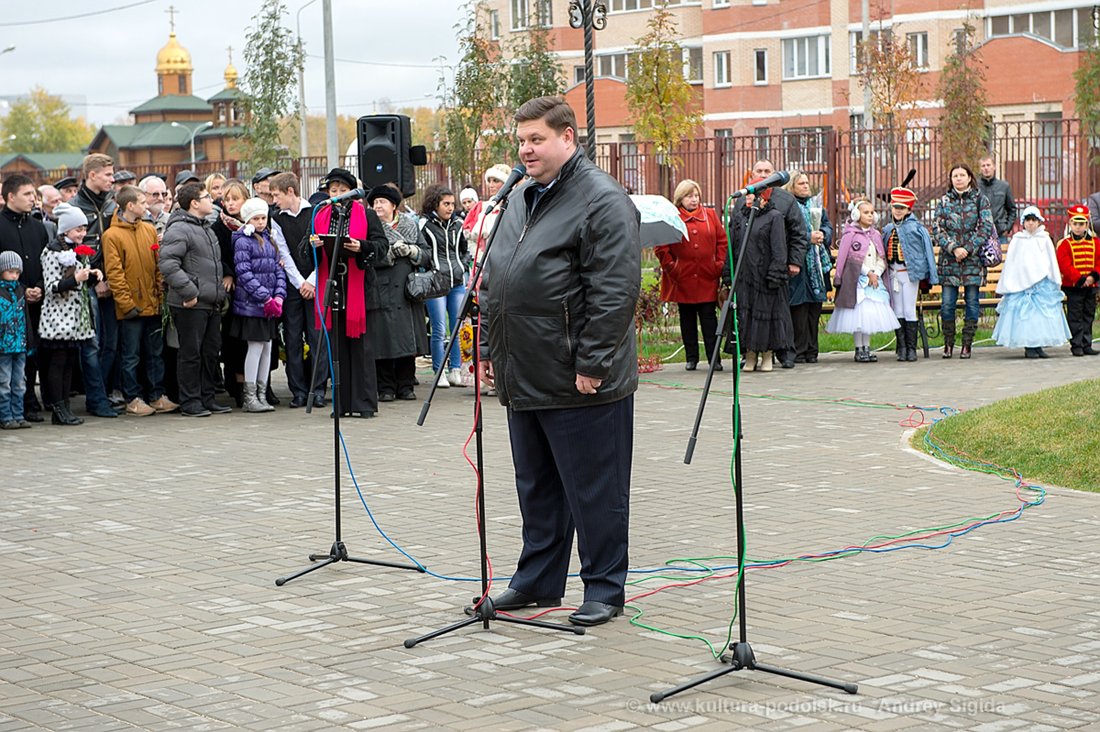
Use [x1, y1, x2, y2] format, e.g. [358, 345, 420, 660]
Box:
[911, 379, 1100, 492]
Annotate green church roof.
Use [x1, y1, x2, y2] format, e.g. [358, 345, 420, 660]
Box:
[130, 95, 213, 114]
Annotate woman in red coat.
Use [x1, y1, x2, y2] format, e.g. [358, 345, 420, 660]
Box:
[656, 179, 729, 370]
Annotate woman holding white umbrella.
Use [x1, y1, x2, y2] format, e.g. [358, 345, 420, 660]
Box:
[654, 179, 728, 370]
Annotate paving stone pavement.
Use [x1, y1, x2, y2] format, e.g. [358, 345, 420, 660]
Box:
[2, 344, 1099, 731]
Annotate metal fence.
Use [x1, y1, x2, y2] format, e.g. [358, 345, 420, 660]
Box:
[35, 119, 1098, 227]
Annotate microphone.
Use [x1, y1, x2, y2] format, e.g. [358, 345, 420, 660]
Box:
[730, 170, 791, 199]
[489, 165, 527, 204]
[323, 187, 366, 204]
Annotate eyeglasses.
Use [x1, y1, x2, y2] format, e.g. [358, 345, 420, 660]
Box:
[199, 193, 212, 201]
[148, 192, 167, 198]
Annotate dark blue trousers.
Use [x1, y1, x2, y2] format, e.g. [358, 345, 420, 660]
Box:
[506, 395, 633, 606]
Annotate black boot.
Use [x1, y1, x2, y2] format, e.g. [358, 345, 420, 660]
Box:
[904, 321, 919, 361]
[51, 402, 84, 426]
[960, 319, 978, 359]
[265, 382, 280, 406]
[942, 319, 956, 358]
[1035, 347, 1050, 359]
[894, 327, 906, 361]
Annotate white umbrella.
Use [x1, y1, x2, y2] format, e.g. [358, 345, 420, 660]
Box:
[630, 194, 688, 248]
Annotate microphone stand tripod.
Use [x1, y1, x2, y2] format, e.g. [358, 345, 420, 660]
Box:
[404, 194, 583, 647]
[651, 194, 857, 702]
[276, 201, 423, 586]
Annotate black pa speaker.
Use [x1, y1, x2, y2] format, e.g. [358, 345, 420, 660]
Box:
[357, 114, 427, 198]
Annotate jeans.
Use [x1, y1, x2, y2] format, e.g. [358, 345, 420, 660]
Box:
[118, 315, 166, 401]
[0, 352, 27, 422]
[427, 284, 466, 371]
[172, 307, 222, 413]
[940, 284, 980, 323]
[78, 322, 112, 413]
[96, 294, 120, 394]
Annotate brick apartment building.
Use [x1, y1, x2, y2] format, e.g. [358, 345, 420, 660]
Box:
[479, 0, 1097, 143]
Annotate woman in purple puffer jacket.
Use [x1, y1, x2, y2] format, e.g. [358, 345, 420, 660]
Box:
[229, 197, 286, 413]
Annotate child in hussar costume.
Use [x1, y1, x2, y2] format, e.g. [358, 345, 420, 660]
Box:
[827, 199, 900, 362]
[992, 206, 1070, 358]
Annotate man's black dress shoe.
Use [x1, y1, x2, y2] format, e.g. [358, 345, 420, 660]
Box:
[568, 601, 623, 626]
[486, 588, 561, 611]
[684, 361, 697, 371]
[205, 402, 232, 414]
[289, 395, 307, 408]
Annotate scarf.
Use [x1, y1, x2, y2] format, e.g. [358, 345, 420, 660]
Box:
[313, 201, 368, 338]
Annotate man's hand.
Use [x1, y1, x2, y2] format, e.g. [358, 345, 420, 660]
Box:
[575, 374, 602, 394]
[183, 297, 198, 308]
[787, 264, 801, 276]
[479, 359, 494, 389]
[222, 275, 234, 292]
[25, 287, 42, 303]
[299, 281, 315, 299]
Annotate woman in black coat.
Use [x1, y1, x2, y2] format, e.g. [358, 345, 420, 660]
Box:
[367, 184, 431, 401]
[727, 188, 794, 372]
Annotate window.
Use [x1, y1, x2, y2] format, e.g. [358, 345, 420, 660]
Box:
[574, 65, 586, 85]
[753, 49, 768, 84]
[783, 35, 830, 79]
[752, 0, 766, 5]
[907, 31, 928, 69]
[536, 0, 552, 28]
[490, 10, 500, 40]
[511, 0, 528, 30]
[609, 0, 681, 11]
[783, 126, 830, 166]
[178, 75, 186, 94]
[597, 52, 635, 79]
[714, 50, 731, 87]
[988, 7, 1097, 49]
[686, 47, 703, 83]
[716, 128, 735, 167]
[714, 0, 730, 6]
[849, 29, 891, 74]
[754, 127, 770, 159]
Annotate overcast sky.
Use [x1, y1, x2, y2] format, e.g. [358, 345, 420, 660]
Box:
[0, 0, 464, 125]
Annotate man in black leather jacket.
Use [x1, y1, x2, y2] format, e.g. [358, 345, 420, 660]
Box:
[478, 96, 641, 627]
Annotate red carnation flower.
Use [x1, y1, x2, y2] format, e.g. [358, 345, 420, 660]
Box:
[74, 245, 96, 257]
[150, 243, 160, 252]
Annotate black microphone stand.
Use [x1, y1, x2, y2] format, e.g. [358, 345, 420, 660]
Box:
[404, 192, 583, 647]
[277, 201, 423, 586]
[651, 194, 857, 702]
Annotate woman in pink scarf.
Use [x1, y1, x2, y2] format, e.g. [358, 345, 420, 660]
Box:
[310, 168, 389, 417]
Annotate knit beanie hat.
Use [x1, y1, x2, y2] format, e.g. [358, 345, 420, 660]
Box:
[240, 198, 269, 224]
[0, 250, 22, 273]
[485, 164, 511, 184]
[53, 202, 88, 235]
[459, 187, 479, 204]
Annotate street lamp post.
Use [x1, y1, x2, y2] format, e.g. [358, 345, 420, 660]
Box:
[172, 121, 214, 167]
[296, 0, 320, 159]
[568, 0, 607, 161]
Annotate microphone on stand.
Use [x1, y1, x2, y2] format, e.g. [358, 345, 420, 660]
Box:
[323, 187, 366, 205]
[729, 170, 791, 199]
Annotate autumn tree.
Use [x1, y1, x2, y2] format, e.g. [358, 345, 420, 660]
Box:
[438, 0, 511, 187]
[1074, 8, 1100, 165]
[937, 21, 990, 169]
[624, 0, 701, 194]
[0, 87, 95, 153]
[856, 27, 926, 129]
[239, 0, 303, 168]
[506, 8, 565, 112]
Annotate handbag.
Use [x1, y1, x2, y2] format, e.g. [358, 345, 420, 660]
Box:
[979, 234, 1003, 267]
[405, 267, 451, 302]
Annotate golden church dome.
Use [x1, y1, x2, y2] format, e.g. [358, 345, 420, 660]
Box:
[156, 33, 193, 74]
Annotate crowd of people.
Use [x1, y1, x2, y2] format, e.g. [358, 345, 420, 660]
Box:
[657, 156, 1100, 372]
[2, 148, 1100, 429]
[0, 153, 519, 428]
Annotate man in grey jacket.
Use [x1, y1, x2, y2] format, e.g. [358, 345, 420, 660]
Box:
[478, 96, 641, 627]
[978, 155, 1016, 243]
[158, 182, 229, 417]
[1087, 189, 1100, 234]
